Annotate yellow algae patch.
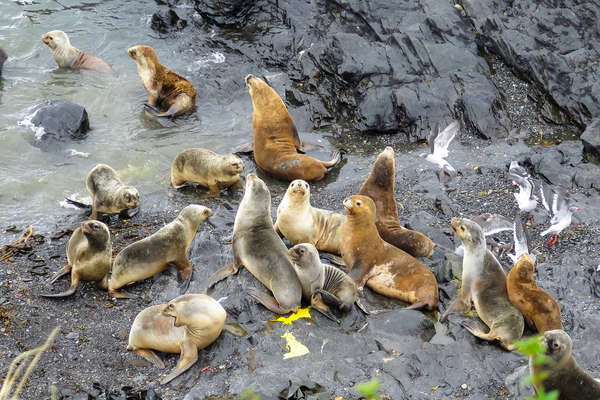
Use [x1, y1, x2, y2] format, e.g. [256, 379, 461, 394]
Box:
[281, 330, 309, 359]
[271, 306, 312, 325]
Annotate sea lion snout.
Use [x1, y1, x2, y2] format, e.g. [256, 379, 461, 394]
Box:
[289, 180, 308, 196]
[127, 46, 138, 59]
[343, 198, 353, 210]
[245, 74, 256, 87]
[41, 34, 51, 46]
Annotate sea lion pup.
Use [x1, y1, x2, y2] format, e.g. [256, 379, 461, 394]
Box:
[86, 164, 139, 220]
[289, 243, 357, 320]
[109, 205, 212, 298]
[41, 220, 111, 298]
[339, 195, 439, 310]
[171, 148, 244, 196]
[358, 147, 436, 258]
[274, 180, 345, 254]
[41, 30, 112, 73]
[127, 294, 226, 385]
[530, 330, 600, 399]
[128, 45, 196, 118]
[202, 173, 302, 314]
[245, 74, 341, 181]
[507, 253, 563, 332]
[441, 217, 524, 350]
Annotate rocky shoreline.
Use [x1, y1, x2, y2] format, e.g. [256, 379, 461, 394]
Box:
[2, 0, 600, 399]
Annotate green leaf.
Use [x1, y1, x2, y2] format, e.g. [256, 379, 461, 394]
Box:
[356, 378, 380, 400]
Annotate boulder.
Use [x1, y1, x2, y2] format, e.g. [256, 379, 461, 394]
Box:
[150, 9, 187, 33]
[28, 100, 90, 151]
[581, 118, 600, 155]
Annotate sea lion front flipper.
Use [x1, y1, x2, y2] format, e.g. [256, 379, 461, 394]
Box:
[290, 121, 304, 153]
[46, 264, 72, 284]
[160, 339, 198, 385]
[247, 287, 294, 314]
[145, 94, 193, 118]
[439, 295, 471, 322]
[120, 208, 138, 219]
[202, 184, 222, 199]
[201, 262, 239, 292]
[314, 289, 343, 310]
[461, 319, 492, 341]
[109, 289, 136, 299]
[134, 348, 165, 369]
[40, 272, 80, 298]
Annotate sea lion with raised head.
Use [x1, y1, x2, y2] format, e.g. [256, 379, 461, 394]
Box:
[441, 217, 524, 350]
[86, 164, 139, 220]
[41, 220, 111, 297]
[245, 74, 341, 181]
[274, 180, 345, 254]
[339, 195, 439, 310]
[202, 173, 302, 314]
[41, 30, 112, 73]
[128, 45, 196, 118]
[127, 294, 226, 385]
[109, 204, 212, 298]
[171, 148, 244, 196]
[358, 147, 436, 258]
[530, 329, 600, 399]
[289, 243, 357, 320]
[507, 253, 563, 332]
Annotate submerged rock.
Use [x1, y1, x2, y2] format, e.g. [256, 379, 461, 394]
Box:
[151, 9, 188, 33]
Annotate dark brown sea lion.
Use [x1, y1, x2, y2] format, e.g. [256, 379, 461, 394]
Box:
[41, 30, 113, 73]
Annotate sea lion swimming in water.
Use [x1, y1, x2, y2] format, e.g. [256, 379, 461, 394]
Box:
[41, 30, 113, 73]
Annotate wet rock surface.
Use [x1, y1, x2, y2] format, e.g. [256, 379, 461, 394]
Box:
[2, 1, 600, 399]
[28, 99, 90, 151]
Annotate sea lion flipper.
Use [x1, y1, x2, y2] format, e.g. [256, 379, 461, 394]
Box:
[314, 289, 342, 310]
[41, 273, 80, 298]
[64, 197, 91, 209]
[247, 287, 294, 314]
[320, 253, 346, 267]
[46, 264, 72, 284]
[160, 340, 198, 385]
[461, 319, 492, 340]
[120, 208, 138, 219]
[202, 262, 239, 292]
[320, 150, 343, 169]
[134, 349, 165, 369]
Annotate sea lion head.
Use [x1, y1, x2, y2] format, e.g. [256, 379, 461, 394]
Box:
[127, 45, 158, 66]
[289, 243, 319, 265]
[542, 329, 572, 364]
[513, 253, 535, 281]
[451, 217, 484, 249]
[245, 74, 276, 110]
[244, 173, 271, 209]
[370, 146, 395, 188]
[286, 180, 310, 201]
[177, 204, 212, 225]
[41, 30, 71, 50]
[80, 220, 110, 248]
[163, 294, 226, 329]
[117, 186, 140, 210]
[343, 195, 376, 222]
[222, 153, 245, 176]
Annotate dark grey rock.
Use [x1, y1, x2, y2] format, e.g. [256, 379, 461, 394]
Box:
[445, 252, 463, 280]
[367, 310, 435, 353]
[574, 163, 600, 190]
[557, 140, 583, 166]
[581, 118, 600, 155]
[150, 9, 188, 33]
[29, 100, 90, 151]
[531, 148, 574, 187]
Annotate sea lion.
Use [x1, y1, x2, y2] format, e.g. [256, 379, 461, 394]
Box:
[507, 253, 563, 332]
[86, 164, 139, 220]
[358, 146, 436, 258]
[128, 45, 196, 118]
[289, 243, 357, 320]
[171, 148, 244, 196]
[41, 220, 111, 297]
[202, 173, 302, 314]
[530, 329, 600, 399]
[245, 74, 341, 181]
[339, 195, 439, 310]
[441, 217, 524, 350]
[41, 30, 112, 73]
[274, 179, 345, 254]
[127, 294, 226, 385]
[109, 204, 212, 298]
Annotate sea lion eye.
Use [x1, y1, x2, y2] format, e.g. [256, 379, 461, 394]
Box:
[356, 200, 362, 206]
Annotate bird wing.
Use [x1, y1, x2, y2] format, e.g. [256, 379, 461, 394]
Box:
[513, 216, 529, 258]
[432, 121, 458, 159]
[472, 213, 514, 236]
[427, 123, 438, 155]
[539, 181, 553, 213]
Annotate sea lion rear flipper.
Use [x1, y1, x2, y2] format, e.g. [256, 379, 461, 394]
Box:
[41, 273, 79, 298]
[439, 295, 471, 322]
[321, 150, 344, 169]
[64, 198, 91, 209]
[160, 340, 198, 385]
[310, 302, 340, 323]
[461, 319, 492, 340]
[175, 259, 193, 294]
[247, 287, 294, 314]
[314, 289, 342, 310]
[134, 349, 165, 369]
[144, 94, 193, 118]
[46, 264, 72, 284]
[201, 262, 239, 292]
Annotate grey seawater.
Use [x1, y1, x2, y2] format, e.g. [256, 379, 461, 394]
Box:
[0, 0, 255, 236]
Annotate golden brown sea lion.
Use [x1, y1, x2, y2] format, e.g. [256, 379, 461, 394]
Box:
[507, 253, 563, 332]
[339, 195, 439, 310]
[441, 217, 524, 350]
[274, 179, 345, 254]
[128, 45, 196, 118]
[41, 30, 113, 73]
[127, 294, 226, 385]
[202, 173, 302, 314]
[171, 148, 244, 196]
[530, 330, 600, 399]
[245, 74, 341, 181]
[358, 146, 435, 258]
[289, 243, 357, 320]
[108, 204, 212, 298]
[41, 220, 111, 297]
[86, 164, 139, 220]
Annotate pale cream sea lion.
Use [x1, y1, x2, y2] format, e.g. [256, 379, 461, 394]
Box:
[41, 30, 113, 72]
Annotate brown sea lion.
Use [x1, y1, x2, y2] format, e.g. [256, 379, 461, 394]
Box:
[109, 204, 212, 298]
[507, 253, 563, 332]
[289, 243, 357, 320]
[41, 30, 113, 73]
[86, 164, 139, 220]
[127, 294, 226, 385]
[41, 220, 111, 297]
[171, 148, 244, 196]
[441, 217, 524, 350]
[274, 179, 345, 254]
[128, 45, 196, 118]
[358, 146, 435, 258]
[245, 74, 341, 181]
[202, 173, 302, 314]
[530, 330, 600, 399]
[339, 195, 439, 310]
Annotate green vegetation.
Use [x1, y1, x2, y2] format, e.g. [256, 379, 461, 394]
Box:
[514, 335, 559, 400]
[356, 377, 380, 400]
